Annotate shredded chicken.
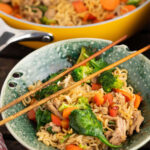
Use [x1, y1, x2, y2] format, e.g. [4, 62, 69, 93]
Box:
[45, 8, 56, 19]
[129, 110, 144, 135]
[109, 117, 127, 145]
[47, 101, 63, 119]
[45, 122, 61, 133]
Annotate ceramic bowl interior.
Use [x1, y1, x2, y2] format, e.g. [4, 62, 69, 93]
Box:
[1, 38, 150, 150]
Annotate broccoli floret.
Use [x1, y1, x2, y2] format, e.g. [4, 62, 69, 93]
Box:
[71, 66, 93, 82]
[76, 97, 89, 109]
[76, 47, 88, 64]
[113, 78, 124, 89]
[98, 71, 123, 93]
[37, 5, 48, 14]
[35, 84, 62, 100]
[58, 97, 89, 111]
[41, 16, 57, 25]
[58, 103, 71, 111]
[89, 58, 108, 72]
[127, 0, 141, 5]
[76, 47, 110, 73]
[49, 69, 65, 83]
[78, 97, 89, 104]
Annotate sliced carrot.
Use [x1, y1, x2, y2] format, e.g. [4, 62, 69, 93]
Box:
[105, 13, 115, 20]
[66, 144, 83, 150]
[72, 1, 87, 13]
[115, 89, 132, 102]
[0, 3, 13, 14]
[109, 106, 118, 117]
[100, 0, 120, 11]
[91, 83, 101, 90]
[92, 19, 102, 23]
[83, 13, 97, 22]
[61, 119, 69, 129]
[30, 98, 38, 105]
[63, 107, 78, 119]
[104, 93, 113, 105]
[134, 94, 142, 109]
[93, 93, 104, 106]
[120, 5, 136, 15]
[27, 109, 36, 121]
[51, 114, 61, 126]
[13, 13, 22, 19]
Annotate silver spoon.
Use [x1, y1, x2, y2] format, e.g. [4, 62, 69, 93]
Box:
[0, 18, 54, 52]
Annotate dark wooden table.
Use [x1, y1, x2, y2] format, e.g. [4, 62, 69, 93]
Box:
[0, 24, 150, 150]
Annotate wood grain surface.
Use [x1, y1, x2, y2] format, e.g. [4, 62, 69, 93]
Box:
[0, 23, 150, 150]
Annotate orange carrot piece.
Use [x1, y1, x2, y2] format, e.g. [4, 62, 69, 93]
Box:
[0, 3, 13, 14]
[51, 114, 61, 126]
[120, 5, 136, 15]
[66, 144, 83, 150]
[100, 0, 120, 11]
[93, 93, 104, 106]
[91, 83, 101, 90]
[30, 98, 38, 105]
[83, 13, 97, 22]
[104, 93, 113, 105]
[61, 119, 69, 129]
[105, 13, 115, 20]
[27, 109, 36, 121]
[13, 13, 22, 19]
[115, 89, 132, 102]
[63, 107, 78, 119]
[109, 106, 118, 117]
[72, 1, 87, 13]
[92, 19, 102, 23]
[134, 94, 142, 109]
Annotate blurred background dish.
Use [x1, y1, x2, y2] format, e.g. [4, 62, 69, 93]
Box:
[0, 0, 149, 48]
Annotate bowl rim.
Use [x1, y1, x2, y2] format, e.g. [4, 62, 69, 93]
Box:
[1, 38, 150, 150]
[0, 1, 149, 29]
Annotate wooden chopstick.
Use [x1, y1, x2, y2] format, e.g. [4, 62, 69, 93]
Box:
[0, 35, 127, 113]
[0, 45, 149, 126]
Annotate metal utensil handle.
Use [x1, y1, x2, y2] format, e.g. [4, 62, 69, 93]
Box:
[0, 18, 54, 52]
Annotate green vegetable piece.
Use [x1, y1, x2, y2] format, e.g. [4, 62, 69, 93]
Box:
[76, 97, 90, 110]
[69, 109, 121, 148]
[41, 16, 57, 25]
[127, 0, 141, 5]
[76, 47, 88, 64]
[59, 97, 89, 111]
[98, 71, 123, 93]
[47, 126, 55, 134]
[49, 70, 65, 83]
[60, 134, 72, 143]
[37, 5, 48, 14]
[78, 97, 89, 104]
[71, 66, 93, 82]
[90, 58, 108, 72]
[35, 84, 62, 100]
[58, 103, 70, 111]
[40, 110, 51, 123]
[36, 109, 51, 130]
[108, 121, 116, 125]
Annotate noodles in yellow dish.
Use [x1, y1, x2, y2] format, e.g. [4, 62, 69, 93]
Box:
[0, 0, 147, 26]
[23, 47, 144, 150]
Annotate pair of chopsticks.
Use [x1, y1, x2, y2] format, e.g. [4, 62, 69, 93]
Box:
[0, 35, 149, 126]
